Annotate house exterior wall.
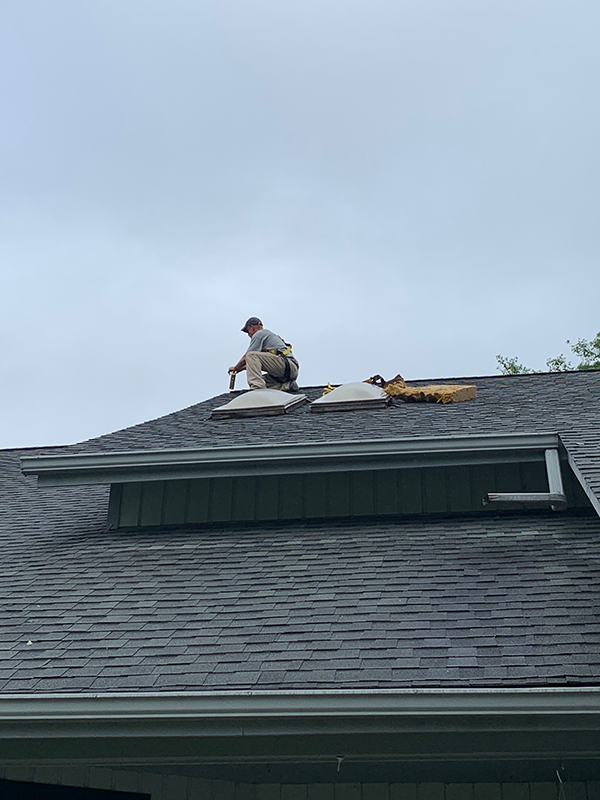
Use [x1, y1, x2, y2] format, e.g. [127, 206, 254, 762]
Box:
[0, 766, 597, 800]
[108, 461, 590, 530]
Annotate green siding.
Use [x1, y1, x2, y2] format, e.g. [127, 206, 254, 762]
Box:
[328, 473, 351, 517]
[307, 787, 334, 800]
[163, 480, 188, 525]
[519, 461, 548, 493]
[445, 786, 472, 800]
[469, 464, 495, 510]
[375, 470, 399, 515]
[187, 478, 210, 523]
[305, 473, 327, 519]
[119, 482, 142, 528]
[529, 785, 557, 800]
[363, 785, 390, 800]
[211, 476, 234, 522]
[447, 466, 471, 513]
[500, 786, 529, 800]
[109, 461, 591, 530]
[422, 467, 447, 514]
[399, 469, 422, 515]
[494, 463, 521, 493]
[351, 471, 375, 516]
[473, 785, 500, 800]
[233, 476, 258, 521]
[0, 767, 596, 800]
[280, 474, 304, 520]
[336, 786, 361, 800]
[257, 475, 280, 521]
[139, 481, 164, 527]
[282, 786, 308, 800]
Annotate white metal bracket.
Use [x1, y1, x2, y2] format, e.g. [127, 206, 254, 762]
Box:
[484, 448, 567, 511]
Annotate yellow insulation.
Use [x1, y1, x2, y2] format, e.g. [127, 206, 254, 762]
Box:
[384, 383, 477, 404]
[322, 375, 477, 403]
[366, 373, 476, 404]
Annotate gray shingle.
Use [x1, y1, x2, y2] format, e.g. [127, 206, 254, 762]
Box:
[2, 371, 600, 693]
[52, 371, 600, 514]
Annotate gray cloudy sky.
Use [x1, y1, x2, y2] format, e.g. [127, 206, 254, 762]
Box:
[2, 0, 599, 447]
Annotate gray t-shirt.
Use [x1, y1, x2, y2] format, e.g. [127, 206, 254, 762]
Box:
[246, 329, 297, 361]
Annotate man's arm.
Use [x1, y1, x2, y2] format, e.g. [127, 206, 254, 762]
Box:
[229, 355, 247, 374]
[230, 329, 265, 373]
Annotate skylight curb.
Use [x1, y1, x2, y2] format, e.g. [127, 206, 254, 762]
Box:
[211, 390, 307, 418]
[310, 381, 390, 412]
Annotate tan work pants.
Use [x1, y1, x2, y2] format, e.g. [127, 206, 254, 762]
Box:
[245, 351, 299, 391]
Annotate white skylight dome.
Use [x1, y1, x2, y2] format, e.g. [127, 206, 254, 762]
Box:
[212, 389, 306, 419]
[310, 382, 389, 413]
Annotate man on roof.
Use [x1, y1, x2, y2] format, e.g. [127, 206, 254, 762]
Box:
[229, 317, 299, 392]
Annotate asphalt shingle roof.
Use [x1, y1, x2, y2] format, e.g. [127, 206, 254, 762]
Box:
[60, 370, 600, 512]
[1, 370, 599, 693]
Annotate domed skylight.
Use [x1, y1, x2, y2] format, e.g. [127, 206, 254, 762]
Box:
[310, 382, 389, 413]
[212, 389, 306, 419]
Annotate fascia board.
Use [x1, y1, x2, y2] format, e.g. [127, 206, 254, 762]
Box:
[21, 433, 561, 486]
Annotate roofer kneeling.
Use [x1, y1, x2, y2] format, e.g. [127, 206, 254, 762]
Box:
[229, 317, 299, 392]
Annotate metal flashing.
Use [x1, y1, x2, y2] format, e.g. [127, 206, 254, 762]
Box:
[211, 389, 306, 419]
[22, 432, 562, 486]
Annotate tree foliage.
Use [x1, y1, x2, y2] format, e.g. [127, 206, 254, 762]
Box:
[496, 332, 600, 375]
[495, 355, 536, 375]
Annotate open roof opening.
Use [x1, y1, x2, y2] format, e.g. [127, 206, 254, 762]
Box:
[211, 389, 306, 419]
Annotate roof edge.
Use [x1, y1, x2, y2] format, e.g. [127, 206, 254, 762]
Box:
[21, 432, 561, 486]
[1, 687, 600, 721]
[564, 449, 600, 518]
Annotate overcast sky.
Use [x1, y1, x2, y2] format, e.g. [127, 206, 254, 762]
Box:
[2, 0, 599, 447]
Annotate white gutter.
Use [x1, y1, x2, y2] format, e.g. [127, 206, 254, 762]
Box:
[1, 688, 600, 723]
[2, 689, 600, 766]
[21, 433, 561, 486]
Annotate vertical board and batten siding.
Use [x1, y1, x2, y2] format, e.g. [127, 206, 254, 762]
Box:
[0, 767, 598, 800]
[108, 461, 590, 530]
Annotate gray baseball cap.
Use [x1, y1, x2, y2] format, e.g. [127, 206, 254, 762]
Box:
[241, 317, 262, 332]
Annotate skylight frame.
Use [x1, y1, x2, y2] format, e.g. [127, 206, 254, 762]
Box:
[310, 382, 390, 413]
[211, 389, 307, 419]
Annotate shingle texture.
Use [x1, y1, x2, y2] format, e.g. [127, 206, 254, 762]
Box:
[1, 370, 600, 693]
[61, 370, 600, 511]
